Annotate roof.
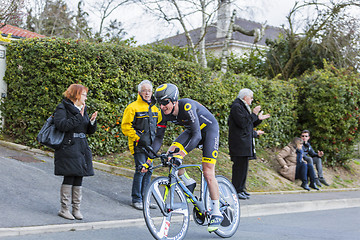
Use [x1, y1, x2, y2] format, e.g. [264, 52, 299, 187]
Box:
[158, 17, 283, 48]
[0, 24, 46, 39]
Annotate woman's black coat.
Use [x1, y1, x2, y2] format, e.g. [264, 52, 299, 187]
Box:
[228, 98, 262, 158]
[53, 99, 97, 176]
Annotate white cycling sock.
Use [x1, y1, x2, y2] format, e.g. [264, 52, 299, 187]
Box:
[211, 200, 221, 216]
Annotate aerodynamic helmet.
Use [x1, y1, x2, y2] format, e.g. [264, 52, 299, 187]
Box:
[154, 83, 179, 105]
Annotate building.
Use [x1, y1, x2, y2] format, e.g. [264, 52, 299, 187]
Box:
[0, 24, 45, 128]
[157, 2, 283, 57]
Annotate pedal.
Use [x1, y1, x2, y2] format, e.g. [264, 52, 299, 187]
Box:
[193, 206, 206, 225]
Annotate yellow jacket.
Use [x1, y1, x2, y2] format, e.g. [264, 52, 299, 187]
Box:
[121, 94, 160, 154]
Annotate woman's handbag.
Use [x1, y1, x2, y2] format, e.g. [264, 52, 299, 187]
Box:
[37, 115, 65, 149]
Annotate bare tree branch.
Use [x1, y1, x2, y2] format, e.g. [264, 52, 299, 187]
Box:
[0, 0, 25, 28]
[89, 0, 132, 36]
[137, 0, 224, 67]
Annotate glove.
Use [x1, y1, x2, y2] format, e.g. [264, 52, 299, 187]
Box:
[170, 155, 183, 167]
[141, 162, 150, 170]
[138, 160, 152, 172]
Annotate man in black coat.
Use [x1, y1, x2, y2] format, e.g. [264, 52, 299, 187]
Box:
[228, 88, 270, 200]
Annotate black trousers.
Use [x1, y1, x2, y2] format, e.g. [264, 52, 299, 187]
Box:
[231, 156, 249, 193]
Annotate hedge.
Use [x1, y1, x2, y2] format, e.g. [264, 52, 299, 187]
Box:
[0, 38, 304, 160]
[296, 63, 360, 166]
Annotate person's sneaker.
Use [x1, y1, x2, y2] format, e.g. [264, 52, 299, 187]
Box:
[131, 202, 143, 210]
[309, 182, 319, 190]
[301, 182, 310, 191]
[237, 192, 248, 200]
[208, 215, 224, 232]
[243, 190, 251, 196]
[315, 178, 322, 187]
[319, 177, 330, 186]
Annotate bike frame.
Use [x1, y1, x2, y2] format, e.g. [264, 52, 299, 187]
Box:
[169, 164, 229, 216]
[151, 162, 209, 218]
[172, 164, 208, 215]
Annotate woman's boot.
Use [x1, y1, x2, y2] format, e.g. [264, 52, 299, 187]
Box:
[58, 184, 75, 220]
[72, 186, 83, 220]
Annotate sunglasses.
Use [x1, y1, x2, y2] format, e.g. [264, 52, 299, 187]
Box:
[158, 99, 171, 106]
[301, 135, 309, 137]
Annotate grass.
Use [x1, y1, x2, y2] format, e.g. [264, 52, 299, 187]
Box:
[1, 131, 358, 193]
[94, 145, 360, 192]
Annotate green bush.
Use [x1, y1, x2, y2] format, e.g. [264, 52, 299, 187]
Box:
[212, 74, 298, 149]
[0, 37, 298, 158]
[207, 51, 267, 78]
[1, 38, 209, 155]
[296, 62, 360, 165]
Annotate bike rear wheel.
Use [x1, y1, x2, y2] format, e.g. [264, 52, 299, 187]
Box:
[143, 176, 190, 240]
[205, 175, 240, 238]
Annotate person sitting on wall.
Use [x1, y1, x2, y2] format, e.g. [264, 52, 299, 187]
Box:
[276, 137, 319, 191]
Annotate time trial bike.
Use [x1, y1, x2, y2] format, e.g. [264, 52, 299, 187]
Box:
[142, 147, 240, 240]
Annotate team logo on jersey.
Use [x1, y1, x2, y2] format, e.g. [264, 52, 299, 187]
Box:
[184, 103, 192, 111]
[212, 150, 218, 158]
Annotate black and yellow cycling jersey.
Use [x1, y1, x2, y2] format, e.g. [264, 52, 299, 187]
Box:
[153, 98, 219, 164]
[121, 95, 160, 155]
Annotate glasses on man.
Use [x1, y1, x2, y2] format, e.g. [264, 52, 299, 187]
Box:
[158, 99, 171, 106]
[141, 89, 152, 93]
[301, 135, 309, 137]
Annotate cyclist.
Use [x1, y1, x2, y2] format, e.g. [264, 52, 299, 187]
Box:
[142, 83, 223, 232]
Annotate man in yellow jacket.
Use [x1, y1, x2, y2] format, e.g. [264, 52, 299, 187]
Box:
[121, 80, 160, 210]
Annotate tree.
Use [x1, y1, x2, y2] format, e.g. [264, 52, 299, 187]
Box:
[317, 12, 360, 71]
[26, 0, 75, 38]
[89, 0, 132, 38]
[74, 0, 92, 39]
[0, 0, 25, 28]
[25, 0, 46, 33]
[219, 2, 265, 73]
[138, 0, 227, 68]
[103, 19, 127, 43]
[265, 0, 360, 80]
[42, 0, 74, 37]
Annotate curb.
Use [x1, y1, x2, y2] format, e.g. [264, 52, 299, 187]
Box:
[1, 197, 360, 237]
[0, 218, 146, 237]
[241, 197, 360, 217]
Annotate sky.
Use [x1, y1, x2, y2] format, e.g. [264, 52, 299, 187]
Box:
[69, 0, 299, 45]
[69, 0, 357, 45]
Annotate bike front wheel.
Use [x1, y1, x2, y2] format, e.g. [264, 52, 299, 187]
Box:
[205, 175, 240, 238]
[143, 176, 190, 240]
